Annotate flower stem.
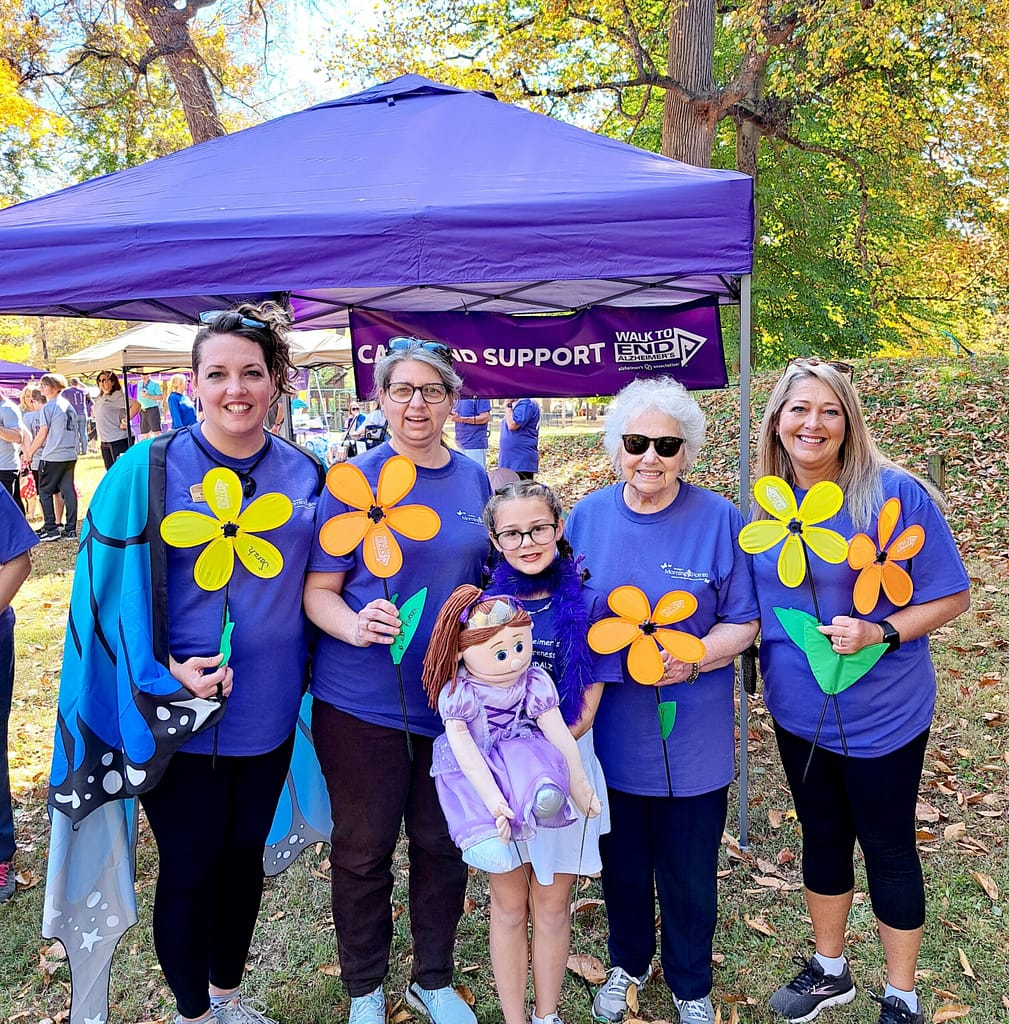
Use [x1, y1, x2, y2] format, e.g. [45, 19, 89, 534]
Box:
[382, 577, 413, 761]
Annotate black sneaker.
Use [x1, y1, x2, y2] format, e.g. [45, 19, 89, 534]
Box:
[37, 527, 61, 542]
[872, 995, 923, 1024]
[62, 529, 76, 541]
[769, 956, 856, 1022]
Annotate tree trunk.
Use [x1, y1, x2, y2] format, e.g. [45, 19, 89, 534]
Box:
[662, 0, 717, 166]
[735, 66, 764, 229]
[126, 0, 225, 144]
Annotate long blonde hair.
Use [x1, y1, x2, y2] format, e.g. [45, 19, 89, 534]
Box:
[754, 361, 944, 531]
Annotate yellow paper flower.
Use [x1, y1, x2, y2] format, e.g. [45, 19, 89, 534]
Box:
[847, 496, 925, 614]
[588, 585, 707, 686]
[319, 455, 440, 578]
[739, 475, 849, 588]
[160, 467, 292, 591]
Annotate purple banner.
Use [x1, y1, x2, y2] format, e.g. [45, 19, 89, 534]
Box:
[350, 298, 726, 399]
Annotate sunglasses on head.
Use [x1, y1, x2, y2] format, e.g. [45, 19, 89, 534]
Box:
[199, 309, 267, 330]
[622, 434, 685, 457]
[387, 336, 453, 362]
[786, 357, 855, 382]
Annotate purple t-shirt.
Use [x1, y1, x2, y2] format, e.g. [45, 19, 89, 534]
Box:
[309, 444, 492, 737]
[454, 397, 492, 450]
[566, 481, 757, 797]
[498, 399, 540, 473]
[165, 427, 322, 756]
[753, 468, 969, 757]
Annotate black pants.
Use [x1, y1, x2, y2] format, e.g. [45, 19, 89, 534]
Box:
[600, 785, 728, 1000]
[311, 702, 468, 997]
[0, 469, 23, 515]
[38, 458, 77, 532]
[139, 734, 294, 1018]
[775, 723, 929, 930]
[100, 437, 130, 470]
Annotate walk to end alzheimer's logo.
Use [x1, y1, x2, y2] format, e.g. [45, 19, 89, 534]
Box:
[612, 325, 708, 372]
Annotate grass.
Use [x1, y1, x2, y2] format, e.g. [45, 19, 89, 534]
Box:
[3, 357, 1009, 1024]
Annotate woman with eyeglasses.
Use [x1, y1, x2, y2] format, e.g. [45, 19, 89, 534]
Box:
[46, 303, 326, 1024]
[564, 376, 759, 1024]
[750, 361, 969, 1024]
[92, 371, 133, 469]
[304, 337, 491, 1024]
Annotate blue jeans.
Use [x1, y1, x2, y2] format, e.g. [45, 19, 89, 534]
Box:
[75, 417, 89, 456]
[0, 607, 16, 862]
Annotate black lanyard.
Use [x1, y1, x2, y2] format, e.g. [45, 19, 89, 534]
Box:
[188, 427, 272, 499]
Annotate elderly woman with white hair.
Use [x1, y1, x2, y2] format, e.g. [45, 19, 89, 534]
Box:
[564, 376, 758, 1024]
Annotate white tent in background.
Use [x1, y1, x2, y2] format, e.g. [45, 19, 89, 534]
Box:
[55, 322, 351, 376]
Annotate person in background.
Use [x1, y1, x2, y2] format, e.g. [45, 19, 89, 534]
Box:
[62, 377, 92, 457]
[0, 391, 28, 514]
[21, 388, 46, 522]
[565, 376, 758, 1024]
[24, 373, 78, 543]
[451, 395, 492, 468]
[498, 397, 540, 480]
[18, 387, 39, 521]
[0, 486, 37, 903]
[92, 370, 133, 470]
[168, 374, 198, 429]
[138, 372, 164, 438]
[751, 360, 970, 1024]
[305, 337, 490, 1024]
[345, 403, 367, 455]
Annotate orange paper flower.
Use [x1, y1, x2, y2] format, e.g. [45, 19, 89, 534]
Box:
[847, 496, 924, 614]
[319, 455, 440, 578]
[588, 585, 706, 686]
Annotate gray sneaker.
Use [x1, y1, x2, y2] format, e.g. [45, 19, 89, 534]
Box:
[0, 860, 15, 904]
[592, 965, 653, 1023]
[673, 994, 715, 1024]
[214, 996, 279, 1024]
[770, 956, 855, 1022]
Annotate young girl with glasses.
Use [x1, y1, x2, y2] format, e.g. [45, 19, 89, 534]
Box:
[469, 480, 621, 1024]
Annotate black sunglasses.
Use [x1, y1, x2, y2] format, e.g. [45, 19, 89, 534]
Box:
[786, 357, 855, 382]
[622, 434, 685, 458]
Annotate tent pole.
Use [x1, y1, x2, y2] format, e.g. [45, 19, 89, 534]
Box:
[123, 364, 134, 449]
[738, 274, 752, 850]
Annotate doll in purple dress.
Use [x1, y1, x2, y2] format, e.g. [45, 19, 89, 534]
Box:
[422, 585, 601, 873]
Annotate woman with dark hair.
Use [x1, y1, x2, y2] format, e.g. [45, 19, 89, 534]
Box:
[305, 338, 491, 1024]
[749, 360, 969, 1024]
[92, 369, 133, 469]
[565, 376, 758, 1024]
[47, 302, 325, 1024]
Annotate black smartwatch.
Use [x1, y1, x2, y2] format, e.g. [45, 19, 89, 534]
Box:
[878, 619, 900, 653]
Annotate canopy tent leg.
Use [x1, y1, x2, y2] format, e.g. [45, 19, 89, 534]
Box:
[738, 274, 752, 850]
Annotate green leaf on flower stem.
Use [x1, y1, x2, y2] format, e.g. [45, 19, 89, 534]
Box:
[773, 607, 887, 696]
[391, 587, 428, 666]
[658, 700, 677, 739]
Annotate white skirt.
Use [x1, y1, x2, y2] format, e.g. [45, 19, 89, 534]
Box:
[491, 728, 610, 884]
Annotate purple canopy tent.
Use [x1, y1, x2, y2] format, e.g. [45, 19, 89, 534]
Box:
[0, 358, 43, 388]
[0, 75, 758, 1024]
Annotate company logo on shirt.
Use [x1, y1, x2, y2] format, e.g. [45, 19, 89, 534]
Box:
[659, 563, 712, 584]
[455, 510, 485, 527]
